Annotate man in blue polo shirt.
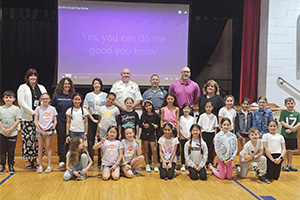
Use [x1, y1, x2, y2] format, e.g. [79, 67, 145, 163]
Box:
[143, 74, 167, 114]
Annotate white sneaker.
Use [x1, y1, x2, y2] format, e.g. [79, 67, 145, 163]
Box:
[59, 162, 65, 168]
[36, 166, 43, 173]
[154, 165, 159, 172]
[45, 166, 53, 173]
[180, 165, 186, 171]
[145, 164, 151, 172]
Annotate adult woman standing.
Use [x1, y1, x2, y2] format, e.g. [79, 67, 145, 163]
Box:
[198, 80, 225, 117]
[84, 78, 107, 165]
[17, 68, 47, 168]
[51, 77, 75, 168]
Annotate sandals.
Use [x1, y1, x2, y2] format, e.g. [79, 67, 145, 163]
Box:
[31, 159, 39, 169]
[26, 160, 32, 169]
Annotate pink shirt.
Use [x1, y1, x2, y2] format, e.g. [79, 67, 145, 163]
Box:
[163, 107, 177, 127]
[168, 79, 200, 108]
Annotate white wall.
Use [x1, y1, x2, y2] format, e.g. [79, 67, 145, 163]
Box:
[264, 0, 300, 110]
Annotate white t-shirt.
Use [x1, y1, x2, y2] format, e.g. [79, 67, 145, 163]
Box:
[98, 105, 120, 131]
[66, 107, 89, 132]
[198, 113, 218, 132]
[158, 135, 179, 163]
[218, 107, 236, 130]
[262, 133, 285, 154]
[110, 80, 142, 108]
[179, 115, 194, 139]
[239, 139, 263, 162]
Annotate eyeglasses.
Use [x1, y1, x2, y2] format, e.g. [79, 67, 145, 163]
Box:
[41, 98, 49, 100]
[181, 71, 190, 73]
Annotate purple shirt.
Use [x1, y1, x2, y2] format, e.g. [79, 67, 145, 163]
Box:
[101, 140, 123, 166]
[121, 139, 138, 163]
[34, 105, 57, 131]
[168, 79, 200, 108]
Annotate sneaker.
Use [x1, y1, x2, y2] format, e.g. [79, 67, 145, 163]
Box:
[282, 166, 290, 172]
[288, 165, 298, 172]
[253, 166, 260, 175]
[45, 166, 53, 173]
[77, 174, 86, 181]
[36, 166, 43, 173]
[132, 169, 140, 176]
[8, 165, 15, 174]
[180, 165, 186, 172]
[59, 162, 66, 168]
[154, 165, 159, 172]
[0, 165, 5, 174]
[145, 164, 151, 172]
[235, 164, 241, 174]
[258, 175, 270, 184]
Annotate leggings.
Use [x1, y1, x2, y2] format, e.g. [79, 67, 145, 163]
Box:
[159, 162, 176, 179]
[188, 166, 207, 180]
[266, 153, 282, 180]
[212, 158, 233, 179]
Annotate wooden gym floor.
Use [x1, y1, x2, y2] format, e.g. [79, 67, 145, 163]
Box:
[0, 155, 299, 200]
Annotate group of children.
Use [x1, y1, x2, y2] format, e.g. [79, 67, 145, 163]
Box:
[0, 89, 299, 184]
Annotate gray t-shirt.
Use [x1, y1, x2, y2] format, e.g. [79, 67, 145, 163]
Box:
[0, 105, 22, 137]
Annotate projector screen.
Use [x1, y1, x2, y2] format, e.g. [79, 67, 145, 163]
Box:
[58, 0, 190, 86]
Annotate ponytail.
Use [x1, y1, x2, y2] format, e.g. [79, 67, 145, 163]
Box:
[188, 134, 193, 154]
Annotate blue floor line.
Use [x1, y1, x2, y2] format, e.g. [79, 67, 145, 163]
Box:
[232, 178, 262, 200]
[0, 174, 13, 186]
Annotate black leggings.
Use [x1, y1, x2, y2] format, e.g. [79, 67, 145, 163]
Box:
[159, 162, 176, 179]
[202, 132, 215, 165]
[188, 166, 207, 180]
[180, 139, 187, 165]
[266, 153, 282, 180]
[87, 116, 100, 164]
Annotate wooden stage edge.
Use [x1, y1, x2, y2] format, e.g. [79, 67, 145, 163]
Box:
[0, 155, 300, 200]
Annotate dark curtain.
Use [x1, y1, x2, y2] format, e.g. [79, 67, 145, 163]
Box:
[190, 17, 227, 80]
[1, 7, 57, 96]
[239, 0, 260, 103]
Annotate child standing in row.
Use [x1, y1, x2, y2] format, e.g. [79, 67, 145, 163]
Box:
[184, 124, 208, 180]
[93, 126, 123, 181]
[197, 101, 218, 167]
[140, 100, 160, 172]
[63, 138, 93, 181]
[218, 95, 236, 132]
[97, 92, 119, 139]
[158, 123, 179, 180]
[34, 93, 57, 173]
[235, 98, 253, 148]
[179, 103, 194, 171]
[279, 97, 300, 172]
[263, 120, 286, 180]
[0, 90, 22, 174]
[121, 127, 144, 177]
[65, 93, 89, 142]
[210, 118, 237, 180]
[253, 96, 273, 136]
[118, 97, 139, 140]
[160, 92, 180, 137]
[236, 128, 269, 183]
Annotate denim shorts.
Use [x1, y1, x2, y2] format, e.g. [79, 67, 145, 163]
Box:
[69, 131, 84, 138]
[36, 129, 53, 138]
